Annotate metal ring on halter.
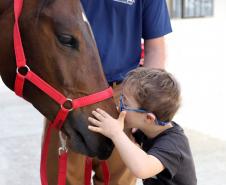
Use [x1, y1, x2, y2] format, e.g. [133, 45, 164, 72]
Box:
[16, 65, 31, 76]
[61, 98, 73, 111]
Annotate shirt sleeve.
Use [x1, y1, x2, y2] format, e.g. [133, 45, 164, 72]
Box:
[142, 0, 172, 39]
[147, 140, 182, 178]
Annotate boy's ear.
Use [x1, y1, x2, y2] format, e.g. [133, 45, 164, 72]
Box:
[146, 113, 156, 123]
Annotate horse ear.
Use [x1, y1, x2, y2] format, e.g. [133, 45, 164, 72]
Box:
[0, 0, 12, 15]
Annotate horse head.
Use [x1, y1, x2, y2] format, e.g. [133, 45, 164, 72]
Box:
[0, 0, 118, 159]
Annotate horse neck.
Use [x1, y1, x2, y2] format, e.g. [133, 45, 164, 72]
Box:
[0, 0, 16, 91]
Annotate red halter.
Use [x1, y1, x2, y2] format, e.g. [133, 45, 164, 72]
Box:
[13, 0, 111, 184]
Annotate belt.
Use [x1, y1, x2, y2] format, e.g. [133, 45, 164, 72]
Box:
[108, 80, 123, 88]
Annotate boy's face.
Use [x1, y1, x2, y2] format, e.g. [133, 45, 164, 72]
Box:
[120, 90, 147, 130]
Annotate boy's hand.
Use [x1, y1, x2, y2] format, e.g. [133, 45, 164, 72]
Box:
[88, 108, 126, 139]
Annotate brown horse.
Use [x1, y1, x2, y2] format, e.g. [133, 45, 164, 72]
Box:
[0, 0, 118, 160]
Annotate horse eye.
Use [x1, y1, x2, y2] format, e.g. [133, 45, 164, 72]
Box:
[57, 34, 79, 50]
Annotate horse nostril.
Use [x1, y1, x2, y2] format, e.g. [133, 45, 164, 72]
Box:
[75, 130, 86, 145]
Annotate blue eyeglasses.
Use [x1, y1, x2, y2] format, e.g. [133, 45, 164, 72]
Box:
[119, 94, 167, 126]
[119, 94, 147, 113]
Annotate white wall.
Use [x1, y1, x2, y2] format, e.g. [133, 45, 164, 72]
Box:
[166, 0, 226, 141]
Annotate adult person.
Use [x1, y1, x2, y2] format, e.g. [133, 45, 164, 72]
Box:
[44, 0, 172, 185]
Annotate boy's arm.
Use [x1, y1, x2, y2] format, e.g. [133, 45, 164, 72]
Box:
[112, 129, 164, 179]
[88, 109, 165, 179]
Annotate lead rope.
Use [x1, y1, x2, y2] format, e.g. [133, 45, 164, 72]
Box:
[57, 133, 110, 185]
[84, 158, 110, 185]
[58, 132, 68, 185]
[85, 157, 93, 185]
[101, 160, 110, 185]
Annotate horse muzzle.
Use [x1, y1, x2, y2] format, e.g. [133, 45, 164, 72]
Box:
[63, 112, 114, 159]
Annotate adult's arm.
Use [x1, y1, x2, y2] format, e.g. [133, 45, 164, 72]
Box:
[143, 37, 167, 69]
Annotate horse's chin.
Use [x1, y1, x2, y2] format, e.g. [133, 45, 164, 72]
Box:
[62, 120, 114, 160]
[68, 139, 113, 160]
[67, 133, 113, 160]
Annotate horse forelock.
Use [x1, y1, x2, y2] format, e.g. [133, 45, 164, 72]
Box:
[40, 0, 55, 7]
[37, 0, 55, 17]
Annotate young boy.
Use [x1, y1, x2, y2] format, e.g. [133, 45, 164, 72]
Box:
[88, 68, 197, 185]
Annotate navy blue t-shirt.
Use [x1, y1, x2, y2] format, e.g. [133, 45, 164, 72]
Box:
[81, 0, 172, 82]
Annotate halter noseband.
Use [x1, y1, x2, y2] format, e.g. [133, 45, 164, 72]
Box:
[13, 0, 112, 185]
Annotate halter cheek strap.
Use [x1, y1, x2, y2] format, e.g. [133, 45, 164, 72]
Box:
[13, 0, 111, 185]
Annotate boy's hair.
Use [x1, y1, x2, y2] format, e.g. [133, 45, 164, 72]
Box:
[123, 68, 181, 122]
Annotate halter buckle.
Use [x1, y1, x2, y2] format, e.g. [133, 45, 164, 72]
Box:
[58, 147, 68, 155]
[58, 131, 68, 155]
